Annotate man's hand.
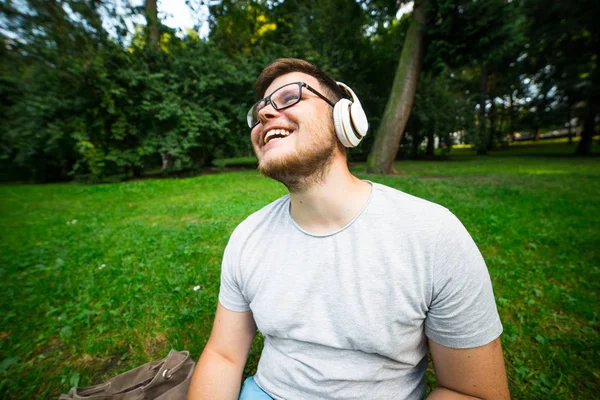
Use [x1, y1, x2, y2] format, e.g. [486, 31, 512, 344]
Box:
[427, 337, 510, 400]
[187, 303, 257, 400]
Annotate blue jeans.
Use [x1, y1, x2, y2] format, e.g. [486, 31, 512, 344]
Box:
[239, 376, 273, 400]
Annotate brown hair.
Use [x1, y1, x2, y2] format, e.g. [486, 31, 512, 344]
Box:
[254, 58, 346, 102]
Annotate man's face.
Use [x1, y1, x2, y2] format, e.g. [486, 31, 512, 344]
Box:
[250, 72, 338, 189]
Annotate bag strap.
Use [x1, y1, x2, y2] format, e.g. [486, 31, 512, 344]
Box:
[160, 350, 190, 380]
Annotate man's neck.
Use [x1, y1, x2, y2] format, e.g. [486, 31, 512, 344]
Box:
[288, 160, 372, 235]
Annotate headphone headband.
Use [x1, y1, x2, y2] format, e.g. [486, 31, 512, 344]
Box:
[336, 82, 355, 100]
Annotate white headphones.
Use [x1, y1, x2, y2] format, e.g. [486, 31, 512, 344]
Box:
[333, 82, 369, 148]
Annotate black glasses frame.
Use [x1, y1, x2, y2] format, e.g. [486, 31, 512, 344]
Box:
[247, 82, 335, 128]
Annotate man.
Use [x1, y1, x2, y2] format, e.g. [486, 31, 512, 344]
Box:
[187, 58, 509, 400]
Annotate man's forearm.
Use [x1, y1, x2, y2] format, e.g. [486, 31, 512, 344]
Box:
[427, 387, 483, 400]
[187, 349, 245, 400]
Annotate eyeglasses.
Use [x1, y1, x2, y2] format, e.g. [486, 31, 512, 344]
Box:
[247, 82, 335, 128]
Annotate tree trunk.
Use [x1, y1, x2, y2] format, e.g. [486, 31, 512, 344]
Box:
[145, 0, 159, 49]
[575, 100, 596, 156]
[146, 0, 169, 170]
[497, 104, 505, 137]
[487, 99, 496, 150]
[425, 132, 434, 156]
[509, 92, 515, 141]
[410, 133, 420, 158]
[567, 105, 573, 145]
[534, 91, 547, 141]
[366, 0, 427, 174]
[161, 151, 174, 172]
[130, 165, 143, 178]
[476, 65, 488, 155]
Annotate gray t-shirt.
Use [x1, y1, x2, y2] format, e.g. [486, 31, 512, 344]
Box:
[219, 182, 502, 400]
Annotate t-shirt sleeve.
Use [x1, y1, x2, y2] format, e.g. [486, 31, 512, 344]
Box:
[218, 236, 251, 312]
[425, 211, 503, 349]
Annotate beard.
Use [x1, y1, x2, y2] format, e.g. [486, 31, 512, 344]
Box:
[257, 126, 339, 192]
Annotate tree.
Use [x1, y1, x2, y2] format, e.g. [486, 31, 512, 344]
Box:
[0, 0, 119, 181]
[366, 0, 524, 173]
[0, 0, 263, 181]
[145, 0, 159, 49]
[523, 0, 599, 156]
[406, 71, 474, 157]
[366, 0, 427, 174]
[426, 0, 524, 154]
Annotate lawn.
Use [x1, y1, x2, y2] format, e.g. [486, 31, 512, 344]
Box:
[1, 144, 599, 399]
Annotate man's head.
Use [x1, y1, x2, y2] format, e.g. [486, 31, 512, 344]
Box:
[249, 58, 347, 191]
[253, 58, 346, 105]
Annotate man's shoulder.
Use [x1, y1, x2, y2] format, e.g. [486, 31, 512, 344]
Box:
[370, 182, 454, 221]
[229, 194, 290, 241]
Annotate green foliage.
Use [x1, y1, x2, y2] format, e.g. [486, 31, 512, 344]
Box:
[1, 0, 597, 183]
[0, 0, 403, 180]
[425, 0, 525, 155]
[427, 0, 525, 70]
[402, 72, 475, 157]
[522, 0, 600, 155]
[115, 37, 258, 174]
[0, 1, 263, 182]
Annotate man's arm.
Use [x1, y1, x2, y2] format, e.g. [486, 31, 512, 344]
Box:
[427, 337, 510, 400]
[187, 303, 257, 400]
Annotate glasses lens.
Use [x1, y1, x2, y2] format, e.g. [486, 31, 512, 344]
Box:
[247, 100, 262, 128]
[247, 83, 302, 128]
[272, 83, 301, 109]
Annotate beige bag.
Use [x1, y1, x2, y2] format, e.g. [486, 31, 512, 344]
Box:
[59, 350, 195, 400]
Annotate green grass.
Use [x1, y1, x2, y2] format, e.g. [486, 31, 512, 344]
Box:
[1, 145, 599, 399]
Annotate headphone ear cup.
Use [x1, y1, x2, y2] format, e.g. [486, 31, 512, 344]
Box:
[334, 82, 369, 148]
[340, 99, 363, 147]
[348, 101, 368, 139]
[333, 99, 354, 148]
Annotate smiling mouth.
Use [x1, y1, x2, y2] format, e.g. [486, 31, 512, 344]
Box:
[264, 128, 292, 145]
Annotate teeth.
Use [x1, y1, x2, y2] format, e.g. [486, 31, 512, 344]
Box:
[264, 129, 291, 144]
